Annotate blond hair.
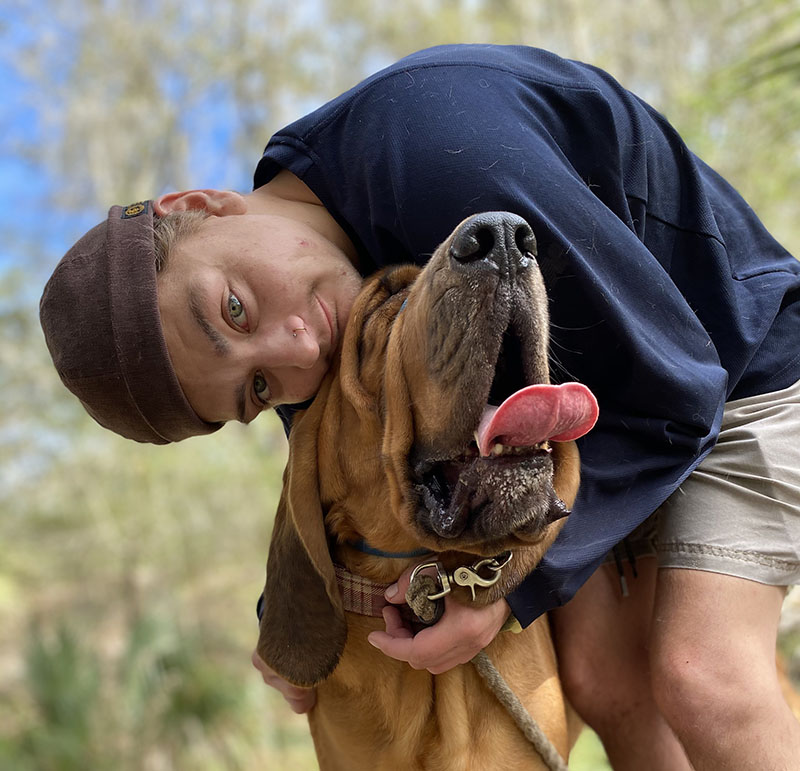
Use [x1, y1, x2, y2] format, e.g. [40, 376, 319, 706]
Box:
[153, 209, 210, 273]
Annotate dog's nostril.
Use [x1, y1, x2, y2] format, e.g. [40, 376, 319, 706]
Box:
[514, 222, 537, 259]
[451, 225, 497, 264]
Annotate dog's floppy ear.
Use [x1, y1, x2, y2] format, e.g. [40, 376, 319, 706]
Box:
[256, 379, 346, 688]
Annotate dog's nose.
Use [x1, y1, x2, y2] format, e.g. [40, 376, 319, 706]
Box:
[449, 212, 537, 274]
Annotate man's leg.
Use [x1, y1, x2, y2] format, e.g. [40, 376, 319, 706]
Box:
[650, 568, 800, 770]
[551, 557, 692, 770]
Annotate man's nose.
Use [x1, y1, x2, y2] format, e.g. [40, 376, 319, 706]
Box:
[449, 212, 537, 277]
[288, 325, 320, 369]
[256, 324, 320, 370]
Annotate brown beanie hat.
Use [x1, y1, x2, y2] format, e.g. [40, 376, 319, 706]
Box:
[39, 201, 222, 444]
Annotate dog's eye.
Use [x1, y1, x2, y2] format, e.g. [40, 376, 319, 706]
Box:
[228, 292, 249, 330]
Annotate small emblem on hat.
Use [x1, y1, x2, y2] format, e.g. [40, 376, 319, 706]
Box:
[121, 202, 149, 219]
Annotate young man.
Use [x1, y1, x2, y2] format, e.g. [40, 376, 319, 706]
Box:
[41, 45, 800, 768]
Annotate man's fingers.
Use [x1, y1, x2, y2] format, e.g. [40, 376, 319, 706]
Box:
[368, 622, 469, 671]
[284, 689, 317, 714]
[384, 561, 444, 606]
[370, 597, 512, 673]
[384, 565, 415, 605]
[368, 607, 468, 671]
[382, 605, 415, 638]
[368, 629, 418, 664]
[251, 649, 317, 714]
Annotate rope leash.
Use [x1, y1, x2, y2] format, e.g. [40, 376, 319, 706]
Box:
[470, 652, 569, 771]
[405, 574, 569, 771]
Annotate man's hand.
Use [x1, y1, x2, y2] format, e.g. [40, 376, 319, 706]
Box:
[367, 565, 511, 674]
[251, 649, 317, 714]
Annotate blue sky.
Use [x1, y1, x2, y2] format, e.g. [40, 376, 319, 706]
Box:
[0, 27, 97, 282]
[0, 8, 248, 283]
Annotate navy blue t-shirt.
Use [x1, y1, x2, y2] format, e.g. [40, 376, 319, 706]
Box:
[256, 44, 800, 625]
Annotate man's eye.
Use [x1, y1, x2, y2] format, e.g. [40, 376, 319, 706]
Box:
[228, 293, 248, 329]
[254, 372, 270, 404]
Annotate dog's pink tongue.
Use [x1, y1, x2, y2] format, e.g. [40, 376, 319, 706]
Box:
[477, 383, 598, 457]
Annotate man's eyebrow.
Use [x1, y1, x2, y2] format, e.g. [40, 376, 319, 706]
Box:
[187, 282, 249, 423]
[188, 284, 230, 356]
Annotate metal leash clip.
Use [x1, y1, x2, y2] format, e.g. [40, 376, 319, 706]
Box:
[410, 552, 514, 603]
[409, 560, 453, 601]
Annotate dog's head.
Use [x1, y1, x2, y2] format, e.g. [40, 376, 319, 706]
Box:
[258, 213, 597, 686]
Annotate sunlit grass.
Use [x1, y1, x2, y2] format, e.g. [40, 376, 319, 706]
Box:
[571, 729, 612, 770]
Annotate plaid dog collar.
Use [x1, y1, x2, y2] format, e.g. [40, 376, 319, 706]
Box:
[334, 564, 392, 618]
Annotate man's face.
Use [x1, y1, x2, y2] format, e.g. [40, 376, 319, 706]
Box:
[157, 213, 363, 424]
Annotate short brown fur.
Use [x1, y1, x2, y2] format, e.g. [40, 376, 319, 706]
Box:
[258, 214, 582, 769]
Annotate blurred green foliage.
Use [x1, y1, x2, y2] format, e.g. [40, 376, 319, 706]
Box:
[1, 0, 798, 769]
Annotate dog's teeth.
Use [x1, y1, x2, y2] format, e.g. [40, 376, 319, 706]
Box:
[486, 443, 553, 457]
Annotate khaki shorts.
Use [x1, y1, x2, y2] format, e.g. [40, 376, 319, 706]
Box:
[611, 377, 800, 586]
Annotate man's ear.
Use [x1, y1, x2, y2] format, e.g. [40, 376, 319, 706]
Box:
[154, 189, 247, 217]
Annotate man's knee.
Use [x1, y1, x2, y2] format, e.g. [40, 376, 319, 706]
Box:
[650, 570, 788, 740]
[650, 632, 777, 739]
[552, 560, 659, 729]
[557, 630, 652, 729]
[650, 639, 713, 730]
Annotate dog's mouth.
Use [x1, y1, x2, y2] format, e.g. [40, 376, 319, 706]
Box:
[415, 443, 558, 542]
[412, 338, 597, 544]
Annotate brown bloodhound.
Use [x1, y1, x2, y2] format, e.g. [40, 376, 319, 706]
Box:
[257, 212, 598, 770]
